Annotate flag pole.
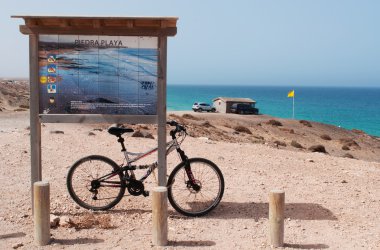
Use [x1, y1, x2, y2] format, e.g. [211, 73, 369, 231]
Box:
[292, 91, 295, 119]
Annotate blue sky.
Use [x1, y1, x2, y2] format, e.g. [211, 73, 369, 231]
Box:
[1, 0, 379, 86]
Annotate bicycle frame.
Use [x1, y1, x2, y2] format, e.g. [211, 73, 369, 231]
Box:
[122, 138, 180, 182]
[96, 130, 199, 191]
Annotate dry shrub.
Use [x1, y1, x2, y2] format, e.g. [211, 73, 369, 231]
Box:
[299, 120, 312, 127]
[253, 135, 264, 140]
[320, 134, 332, 140]
[339, 138, 360, 149]
[279, 127, 295, 134]
[73, 213, 115, 230]
[139, 124, 149, 130]
[343, 153, 355, 159]
[50, 130, 64, 134]
[168, 114, 186, 124]
[223, 123, 233, 128]
[291, 140, 303, 149]
[131, 130, 144, 138]
[234, 125, 252, 134]
[266, 119, 283, 126]
[201, 121, 215, 128]
[19, 104, 29, 109]
[273, 140, 287, 147]
[339, 138, 358, 146]
[182, 114, 200, 120]
[308, 145, 327, 153]
[351, 129, 365, 135]
[14, 108, 26, 112]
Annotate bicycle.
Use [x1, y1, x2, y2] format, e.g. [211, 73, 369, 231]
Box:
[67, 120, 225, 217]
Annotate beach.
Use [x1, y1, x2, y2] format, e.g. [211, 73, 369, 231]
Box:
[1, 81, 380, 249]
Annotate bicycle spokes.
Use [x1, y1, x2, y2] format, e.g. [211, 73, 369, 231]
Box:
[168, 159, 224, 216]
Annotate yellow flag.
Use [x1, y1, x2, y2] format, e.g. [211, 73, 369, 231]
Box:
[287, 90, 294, 98]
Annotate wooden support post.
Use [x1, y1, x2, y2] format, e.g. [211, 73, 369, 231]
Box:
[34, 181, 50, 246]
[29, 34, 42, 214]
[269, 190, 285, 247]
[152, 186, 168, 246]
[153, 34, 168, 247]
[157, 36, 167, 186]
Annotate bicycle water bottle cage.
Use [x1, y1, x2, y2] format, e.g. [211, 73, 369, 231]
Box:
[107, 126, 134, 137]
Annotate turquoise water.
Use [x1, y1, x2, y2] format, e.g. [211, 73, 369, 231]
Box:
[167, 85, 380, 136]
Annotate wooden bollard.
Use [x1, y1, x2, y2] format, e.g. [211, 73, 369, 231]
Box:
[152, 186, 168, 246]
[33, 181, 50, 246]
[269, 190, 285, 247]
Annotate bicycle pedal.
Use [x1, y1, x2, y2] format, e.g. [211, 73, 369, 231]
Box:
[143, 191, 149, 197]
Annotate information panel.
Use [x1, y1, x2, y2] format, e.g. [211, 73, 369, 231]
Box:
[38, 35, 158, 115]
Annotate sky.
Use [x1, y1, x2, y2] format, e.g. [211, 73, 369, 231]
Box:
[1, 0, 379, 87]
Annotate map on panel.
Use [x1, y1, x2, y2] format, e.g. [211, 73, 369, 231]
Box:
[38, 35, 158, 115]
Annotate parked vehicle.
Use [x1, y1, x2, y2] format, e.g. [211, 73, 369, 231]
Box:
[230, 103, 259, 115]
[192, 102, 216, 112]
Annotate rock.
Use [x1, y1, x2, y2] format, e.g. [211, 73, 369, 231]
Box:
[299, 120, 312, 127]
[306, 159, 314, 163]
[88, 132, 96, 136]
[12, 243, 23, 249]
[291, 140, 303, 149]
[50, 130, 64, 134]
[308, 145, 327, 153]
[342, 145, 350, 151]
[341, 180, 348, 184]
[50, 214, 60, 228]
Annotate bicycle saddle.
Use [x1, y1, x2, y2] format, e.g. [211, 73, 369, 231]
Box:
[107, 125, 134, 136]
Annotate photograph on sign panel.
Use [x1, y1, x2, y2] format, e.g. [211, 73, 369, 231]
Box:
[38, 35, 158, 115]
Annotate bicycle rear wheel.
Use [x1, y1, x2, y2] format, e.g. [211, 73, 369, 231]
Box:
[167, 158, 224, 217]
[67, 155, 126, 211]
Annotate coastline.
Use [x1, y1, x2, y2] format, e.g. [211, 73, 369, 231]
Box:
[168, 85, 380, 137]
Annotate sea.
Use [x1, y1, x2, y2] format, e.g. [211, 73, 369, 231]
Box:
[167, 85, 380, 137]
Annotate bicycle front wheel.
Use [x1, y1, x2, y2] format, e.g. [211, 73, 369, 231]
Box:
[167, 158, 224, 217]
[67, 155, 126, 211]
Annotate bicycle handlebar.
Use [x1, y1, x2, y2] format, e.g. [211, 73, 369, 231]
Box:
[167, 120, 186, 137]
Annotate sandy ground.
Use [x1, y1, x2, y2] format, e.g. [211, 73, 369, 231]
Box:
[0, 112, 379, 249]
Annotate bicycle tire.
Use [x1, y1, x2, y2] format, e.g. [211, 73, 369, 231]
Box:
[67, 155, 126, 211]
[167, 158, 224, 217]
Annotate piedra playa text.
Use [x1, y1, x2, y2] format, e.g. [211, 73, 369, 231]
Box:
[74, 39, 124, 47]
